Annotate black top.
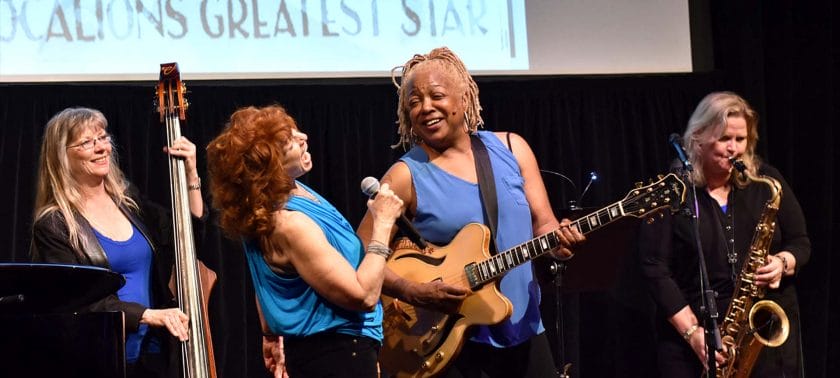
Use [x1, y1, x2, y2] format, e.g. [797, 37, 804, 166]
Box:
[639, 164, 810, 323]
[29, 186, 206, 333]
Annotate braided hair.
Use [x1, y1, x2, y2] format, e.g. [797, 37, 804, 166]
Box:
[391, 47, 483, 149]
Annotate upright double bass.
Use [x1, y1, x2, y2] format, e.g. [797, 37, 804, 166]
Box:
[156, 62, 217, 378]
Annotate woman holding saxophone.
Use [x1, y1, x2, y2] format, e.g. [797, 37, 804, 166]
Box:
[639, 92, 810, 377]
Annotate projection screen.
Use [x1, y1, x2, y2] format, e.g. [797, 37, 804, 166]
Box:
[0, 0, 692, 82]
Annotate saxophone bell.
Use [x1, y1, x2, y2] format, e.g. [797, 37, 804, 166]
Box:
[749, 300, 790, 348]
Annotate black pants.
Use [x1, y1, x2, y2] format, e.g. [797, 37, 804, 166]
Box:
[657, 314, 803, 378]
[284, 332, 380, 378]
[440, 333, 557, 378]
[126, 352, 169, 378]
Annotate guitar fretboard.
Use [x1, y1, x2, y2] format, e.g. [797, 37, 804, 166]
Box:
[465, 201, 625, 287]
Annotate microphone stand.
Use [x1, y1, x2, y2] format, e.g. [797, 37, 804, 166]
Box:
[679, 166, 722, 377]
[540, 170, 596, 378]
[548, 198, 578, 378]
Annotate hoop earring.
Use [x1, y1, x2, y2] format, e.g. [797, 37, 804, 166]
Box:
[409, 127, 420, 144]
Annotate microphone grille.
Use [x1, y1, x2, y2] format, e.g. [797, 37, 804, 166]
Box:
[360, 177, 380, 196]
[668, 133, 682, 144]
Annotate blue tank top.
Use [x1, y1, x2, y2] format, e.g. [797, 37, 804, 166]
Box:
[244, 181, 383, 341]
[94, 224, 154, 363]
[400, 131, 544, 347]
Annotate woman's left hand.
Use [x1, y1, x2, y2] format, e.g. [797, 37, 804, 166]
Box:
[550, 219, 586, 260]
[755, 253, 790, 289]
[164, 136, 199, 179]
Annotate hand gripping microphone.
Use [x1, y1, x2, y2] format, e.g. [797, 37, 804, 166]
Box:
[668, 133, 694, 172]
[361, 177, 428, 250]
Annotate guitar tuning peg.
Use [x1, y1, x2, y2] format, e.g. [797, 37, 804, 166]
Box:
[645, 212, 665, 224]
[634, 181, 643, 189]
[657, 174, 664, 180]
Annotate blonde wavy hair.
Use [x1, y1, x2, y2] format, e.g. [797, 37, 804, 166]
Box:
[391, 46, 483, 149]
[683, 91, 761, 188]
[206, 105, 297, 240]
[33, 107, 137, 252]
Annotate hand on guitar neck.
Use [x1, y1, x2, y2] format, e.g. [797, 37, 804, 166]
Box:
[548, 218, 586, 260]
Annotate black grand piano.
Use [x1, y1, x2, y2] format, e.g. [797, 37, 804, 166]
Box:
[0, 263, 126, 378]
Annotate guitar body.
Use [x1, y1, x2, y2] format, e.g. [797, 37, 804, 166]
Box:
[380, 223, 512, 378]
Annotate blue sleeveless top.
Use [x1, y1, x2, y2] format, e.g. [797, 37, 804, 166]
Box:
[94, 224, 155, 362]
[400, 131, 544, 347]
[244, 181, 383, 341]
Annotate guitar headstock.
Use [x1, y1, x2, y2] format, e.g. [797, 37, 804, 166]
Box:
[621, 173, 686, 218]
[155, 62, 188, 122]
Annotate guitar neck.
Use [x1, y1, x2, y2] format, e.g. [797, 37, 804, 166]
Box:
[467, 200, 626, 287]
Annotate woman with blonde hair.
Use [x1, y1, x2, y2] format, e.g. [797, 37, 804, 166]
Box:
[640, 92, 810, 377]
[31, 107, 206, 377]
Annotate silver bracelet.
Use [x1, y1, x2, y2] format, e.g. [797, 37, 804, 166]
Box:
[366, 243, 392, 259]
[682, 324, 699, 341]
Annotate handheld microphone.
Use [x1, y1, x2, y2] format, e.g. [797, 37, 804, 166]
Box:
[361, 177, 428, 250]
[668, 133, 693, 172]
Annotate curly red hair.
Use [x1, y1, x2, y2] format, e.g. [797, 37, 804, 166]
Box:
[207, 105, 297, 239]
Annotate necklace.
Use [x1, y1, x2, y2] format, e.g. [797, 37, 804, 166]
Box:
[717, 194, 738, 283]
[723, 205, 737, 283]
[707, 183, 738, 282]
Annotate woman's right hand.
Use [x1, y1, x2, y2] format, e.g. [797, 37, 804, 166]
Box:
[141, 308, 189, 341]
[402, 279, 469, 314]
[367, 183, 404, 229]
[686, 326, 727, 370]
[263, 335, 290, 378]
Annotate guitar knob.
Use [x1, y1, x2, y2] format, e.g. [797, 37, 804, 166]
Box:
[422, 361, 431, 369]
[436, 351, 445, 360]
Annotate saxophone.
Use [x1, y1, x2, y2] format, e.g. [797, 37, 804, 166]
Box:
[716, 159, 790, 378]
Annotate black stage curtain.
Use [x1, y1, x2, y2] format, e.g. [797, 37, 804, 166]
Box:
[0, 1, 835, 377]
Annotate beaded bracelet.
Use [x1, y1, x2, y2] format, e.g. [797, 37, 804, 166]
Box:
[188, 177, 201, 191]
[778, 255, 789, 274]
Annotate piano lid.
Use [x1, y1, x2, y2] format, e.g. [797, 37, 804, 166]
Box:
[0, 263, 124, 313]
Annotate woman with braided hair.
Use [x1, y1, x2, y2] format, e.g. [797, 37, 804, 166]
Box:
[357, 47, 585, 377]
